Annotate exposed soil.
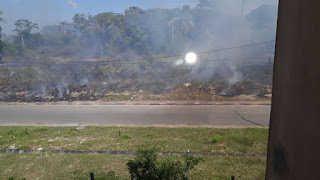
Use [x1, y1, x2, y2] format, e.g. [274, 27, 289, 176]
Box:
[0, 81, 271, 103]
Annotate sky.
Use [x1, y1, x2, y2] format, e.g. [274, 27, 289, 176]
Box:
[0, 0, 278, 34]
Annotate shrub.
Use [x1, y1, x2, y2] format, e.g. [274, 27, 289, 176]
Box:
[69, 127, 78, 132]
[7, 129, 29, 138]
[120, 134, 131, 140]
[127, 148, 203, 180]
[1, 41, 18, 57]
[211, 135, 224, 144]
[146, 134, 154, 137]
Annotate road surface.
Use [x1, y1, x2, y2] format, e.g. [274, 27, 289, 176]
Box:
[0, 105, 270, 127]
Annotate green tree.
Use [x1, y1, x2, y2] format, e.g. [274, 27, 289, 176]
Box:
[196, 0, 217, 9]
[73, 13, 109, 56]
[73, 12, 137, 56]
[14, 19, 39, 47]
[88, 13, 114, 56]
[0, 10, 5, 61]
[72, 13, 89, 31]
[0, 11, 4, 39]
[168, 8, 194, 42]
[13, 19, 43, 51]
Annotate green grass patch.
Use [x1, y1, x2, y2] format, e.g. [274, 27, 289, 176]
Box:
[0, 127, 268, 154]
[0, 154, 266, 180]
[120, 134, 131, 140]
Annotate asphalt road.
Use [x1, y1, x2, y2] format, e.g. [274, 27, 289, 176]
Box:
[0, 105, 270, 127]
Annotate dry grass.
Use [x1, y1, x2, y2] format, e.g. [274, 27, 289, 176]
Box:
[0, 127, 268, 179]
[0, 154, 266, 180]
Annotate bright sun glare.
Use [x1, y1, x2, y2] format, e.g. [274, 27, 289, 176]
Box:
[185, 52, 198, 64]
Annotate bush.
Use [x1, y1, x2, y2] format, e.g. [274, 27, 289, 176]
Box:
[1, 41, 18, 57]
[211, 135, 224, 144]
[120, 134, 131, 140]
[127, 148, 203, 180]
[7, 128, 29, 138]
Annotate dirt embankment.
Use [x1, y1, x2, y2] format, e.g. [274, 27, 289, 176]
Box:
[0, 81, 271, 104]
[0, 82, 271, 105]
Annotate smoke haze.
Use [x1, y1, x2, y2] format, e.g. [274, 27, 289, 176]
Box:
[0, 0, 278, 102]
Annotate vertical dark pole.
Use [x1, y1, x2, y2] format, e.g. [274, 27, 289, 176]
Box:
[266, 0, 320, 179]
[90, 172, 94, 180]
[231, 176, 235, 180]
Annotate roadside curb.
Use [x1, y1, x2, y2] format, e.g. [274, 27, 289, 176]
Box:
[0, 101, 271, 106]
[0, 149, 266, 158]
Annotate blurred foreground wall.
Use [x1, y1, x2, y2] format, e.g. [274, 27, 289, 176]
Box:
[266, 0, 320, 179]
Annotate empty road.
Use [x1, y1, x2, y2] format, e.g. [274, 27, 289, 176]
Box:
[0, 105, 270, 127]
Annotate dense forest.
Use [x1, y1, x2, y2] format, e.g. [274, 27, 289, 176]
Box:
[0, 1, 278, 102]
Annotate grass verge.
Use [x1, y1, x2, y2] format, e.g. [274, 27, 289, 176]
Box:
[0, 154, 266, 180]
[0, 127, 268, 154]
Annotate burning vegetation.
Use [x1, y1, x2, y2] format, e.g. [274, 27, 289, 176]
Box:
[0, 61, 273, 102]
[0, 2, 277, 102]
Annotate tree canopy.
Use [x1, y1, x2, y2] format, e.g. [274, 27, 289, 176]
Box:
[0, 11, 5, 61]
[0, 3, 277, 60]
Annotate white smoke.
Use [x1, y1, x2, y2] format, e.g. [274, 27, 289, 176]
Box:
[67, 0, 79, 9]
